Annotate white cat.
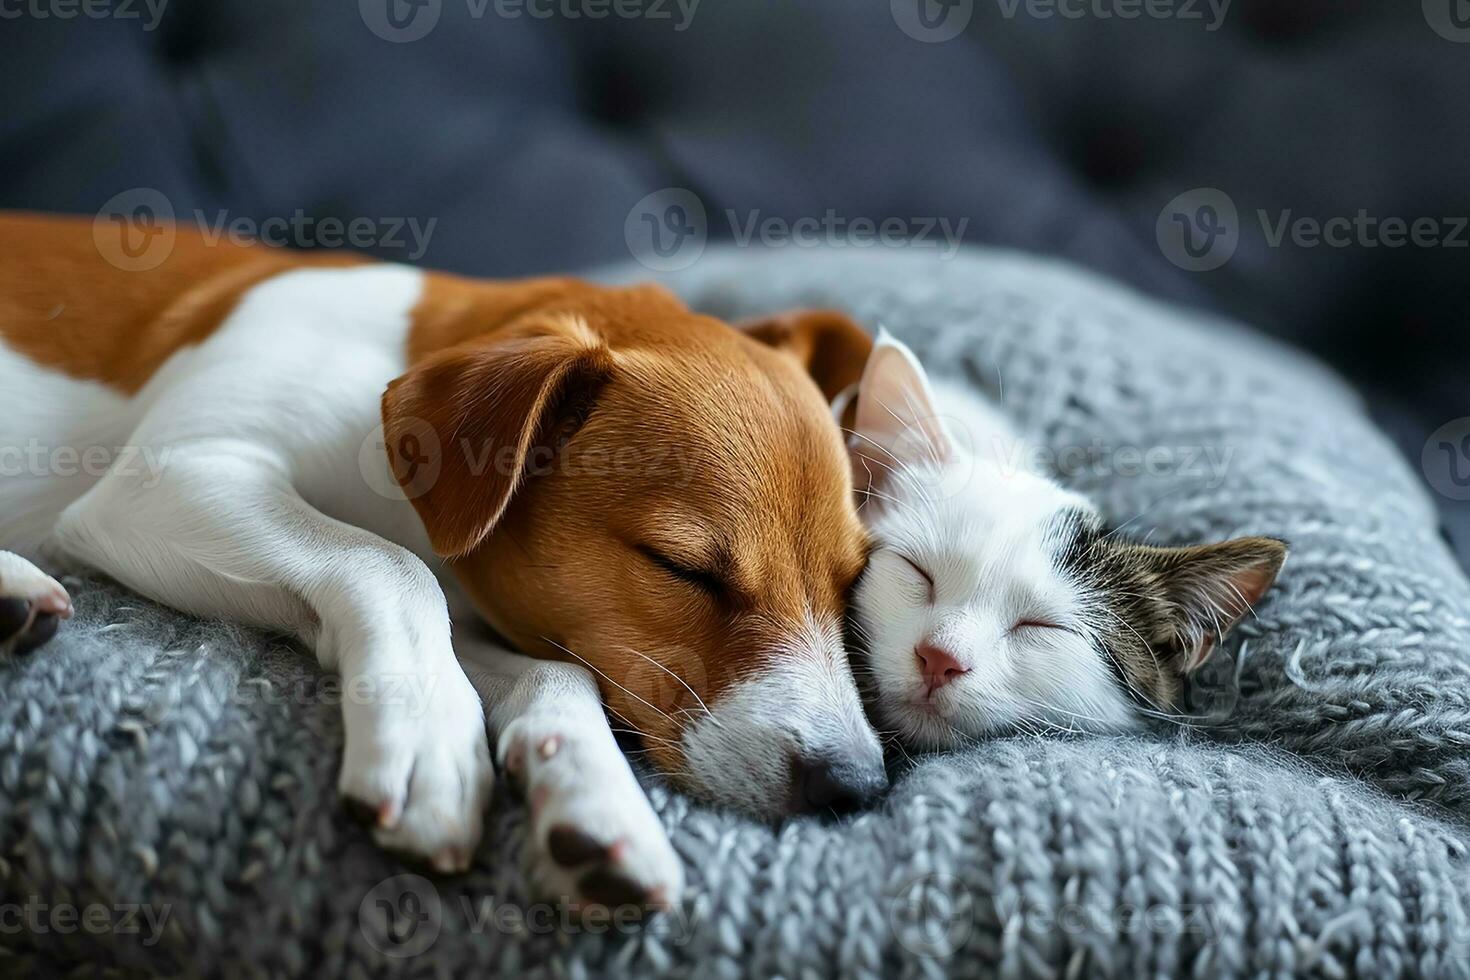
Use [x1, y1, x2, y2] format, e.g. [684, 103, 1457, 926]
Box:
[841, 332, 1286, 749]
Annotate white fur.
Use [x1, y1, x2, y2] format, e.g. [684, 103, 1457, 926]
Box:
[459, 638, 683, 904]
[0, 342, 142, 557]
[850, 337, 1137, 748]
[3, 267, 492, 869]
[680, 610, 883, 814]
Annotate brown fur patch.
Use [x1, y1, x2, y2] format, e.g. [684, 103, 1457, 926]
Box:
[0, 211, 365, 392]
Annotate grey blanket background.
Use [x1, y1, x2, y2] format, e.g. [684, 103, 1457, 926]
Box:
[3, 248, 1469, 977]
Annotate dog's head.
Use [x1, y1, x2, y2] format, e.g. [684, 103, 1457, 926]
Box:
[383, 280, 884, 817]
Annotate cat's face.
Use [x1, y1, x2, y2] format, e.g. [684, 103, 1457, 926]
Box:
[854, 455, 1134, 745]
[845, 334, 1287, 749]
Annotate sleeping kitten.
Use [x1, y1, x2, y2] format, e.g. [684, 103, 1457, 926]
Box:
[842, 332, 1286, 748]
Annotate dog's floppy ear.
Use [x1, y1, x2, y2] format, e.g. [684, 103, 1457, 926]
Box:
[381, 315, 613, 558]
[738, 309, 873, 402]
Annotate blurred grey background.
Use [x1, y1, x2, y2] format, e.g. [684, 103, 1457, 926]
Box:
[2, 0, 1468, 564]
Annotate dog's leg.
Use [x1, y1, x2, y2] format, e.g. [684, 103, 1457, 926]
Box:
[52, 450, 493, 871]
[0, 551, 73, 656]
[457, 635, 684, 908]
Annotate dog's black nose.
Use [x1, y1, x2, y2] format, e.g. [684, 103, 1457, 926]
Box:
[791, 754, 888, 815]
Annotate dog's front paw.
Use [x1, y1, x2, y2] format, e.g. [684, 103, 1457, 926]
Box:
[339, 670, 494, 874]
[0, 552, 73, 657]
[499, 714, 684, 911]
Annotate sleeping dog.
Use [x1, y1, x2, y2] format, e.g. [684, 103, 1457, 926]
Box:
[0, 213, 884, 906]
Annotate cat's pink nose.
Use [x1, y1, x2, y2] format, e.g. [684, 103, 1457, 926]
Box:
[915, 642, 969, 690]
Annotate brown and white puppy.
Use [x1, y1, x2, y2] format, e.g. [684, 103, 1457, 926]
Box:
[0, 213, 882, 905]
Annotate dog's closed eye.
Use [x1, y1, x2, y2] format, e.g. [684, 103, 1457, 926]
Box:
[638, 546, 727, 598]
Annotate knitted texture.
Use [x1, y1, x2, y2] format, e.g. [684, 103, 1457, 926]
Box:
[2, 248, 1468, 977]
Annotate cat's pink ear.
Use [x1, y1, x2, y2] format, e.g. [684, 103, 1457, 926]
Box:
[848, 331, 955, 495]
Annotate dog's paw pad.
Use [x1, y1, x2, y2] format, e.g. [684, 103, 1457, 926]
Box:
[501, 716, 684, 911]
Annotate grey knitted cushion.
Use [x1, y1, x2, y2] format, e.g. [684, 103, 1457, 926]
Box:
[3, 248, 1469, 978]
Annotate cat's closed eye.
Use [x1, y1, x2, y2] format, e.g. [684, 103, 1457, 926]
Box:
[896, 553, 935, 602]
[1010, 619, 1074, 636]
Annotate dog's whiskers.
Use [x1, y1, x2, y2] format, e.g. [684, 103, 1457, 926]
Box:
[540, 636, 676, 725]
[617, 645, 721, 727]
